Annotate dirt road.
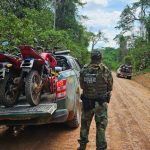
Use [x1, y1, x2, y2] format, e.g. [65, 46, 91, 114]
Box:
[0, 74, 150, 150]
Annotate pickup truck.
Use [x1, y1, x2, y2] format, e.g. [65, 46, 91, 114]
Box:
[0, 51, 81, 128]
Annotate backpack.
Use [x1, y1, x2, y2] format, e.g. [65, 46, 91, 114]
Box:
[80, 63, 108, 99]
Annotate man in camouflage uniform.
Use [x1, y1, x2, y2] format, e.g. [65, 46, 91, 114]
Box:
[77, 50, 113, 150]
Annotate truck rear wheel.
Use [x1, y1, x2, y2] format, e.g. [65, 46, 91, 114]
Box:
[25, 70, 41, 106]
[116, 73, 120, 78]
[0, 74, 19, 107]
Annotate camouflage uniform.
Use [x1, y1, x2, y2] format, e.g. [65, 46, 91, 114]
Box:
[78, 50, 113, 150]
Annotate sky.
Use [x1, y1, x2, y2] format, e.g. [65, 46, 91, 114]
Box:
[79, 0, 138, 49]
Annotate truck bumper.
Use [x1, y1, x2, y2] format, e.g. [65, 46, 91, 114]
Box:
[0, 109, 69, 126]
[0, 101, 68, 125]
[51, 109, 69, 123]
[117, 72, 132, 78]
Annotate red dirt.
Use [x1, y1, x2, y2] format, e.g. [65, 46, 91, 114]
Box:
[133, 72, 150, 89]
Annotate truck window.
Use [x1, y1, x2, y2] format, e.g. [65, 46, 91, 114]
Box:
[69, 58, 80, 71]
[56, 56, 71, 71]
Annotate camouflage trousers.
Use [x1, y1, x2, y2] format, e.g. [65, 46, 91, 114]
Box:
[78, 102, 108, 150]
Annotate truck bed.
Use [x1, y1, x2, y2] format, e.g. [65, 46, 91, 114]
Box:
[0, 103, 57, 119]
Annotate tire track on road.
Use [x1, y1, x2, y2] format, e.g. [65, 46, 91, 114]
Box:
[117, 78, 150, 140]
[113, 77, 150, 150]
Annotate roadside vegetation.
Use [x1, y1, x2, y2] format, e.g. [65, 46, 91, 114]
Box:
[103, 0, 150, 73]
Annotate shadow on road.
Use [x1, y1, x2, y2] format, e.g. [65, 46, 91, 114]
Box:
[0, 124, 77, 150]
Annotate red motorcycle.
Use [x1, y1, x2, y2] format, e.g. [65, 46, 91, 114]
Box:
[0, 53, 22, 107]
[19, 45, 57, 106]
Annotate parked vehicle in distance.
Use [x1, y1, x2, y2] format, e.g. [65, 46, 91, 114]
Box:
[116, 64, 132, 79]
[0, 50, 81, 128]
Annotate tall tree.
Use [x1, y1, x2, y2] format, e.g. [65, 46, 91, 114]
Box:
[0, 0, 49, 18]
[117, 0, 150, 39]
[114, 34, 129, 61]
[89, 31, 107, 51]
[55, 0, 84, 29]
[55, 0, 90, 48]
[145, 14, 150, 42]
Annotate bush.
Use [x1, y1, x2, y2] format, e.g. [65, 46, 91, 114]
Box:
[124, 55, 133, 65]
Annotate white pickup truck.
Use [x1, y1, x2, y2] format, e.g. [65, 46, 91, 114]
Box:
[0, 51, 81, 128]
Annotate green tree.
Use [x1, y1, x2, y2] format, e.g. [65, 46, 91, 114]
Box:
[103, 47, 120, 70]
[55, 0, 84, 30]
[55, 0, 89, 45]
[124, 55, 133, 65]
[114, 34, 130, 61]
[89, 31, 107, 51]
[117, 0, 150, 40]
[0, 0, 90, 64]
[0, 0, 50, 18]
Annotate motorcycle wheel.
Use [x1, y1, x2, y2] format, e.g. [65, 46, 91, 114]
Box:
[25, 70, 41, 106]
[0, 74, 20, 107]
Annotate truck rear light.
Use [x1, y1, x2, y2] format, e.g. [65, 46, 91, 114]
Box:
[49, 76, 58, 93]
[57, 86, 66, 91]
[57, 80, 66, 87]
[56, 79, 67, 99]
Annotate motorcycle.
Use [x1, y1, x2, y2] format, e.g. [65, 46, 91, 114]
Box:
[19, 45, 57, 106]
[0, 53, 22, 107]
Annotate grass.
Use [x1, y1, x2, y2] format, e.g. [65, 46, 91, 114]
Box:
[133, 67, 150, 76]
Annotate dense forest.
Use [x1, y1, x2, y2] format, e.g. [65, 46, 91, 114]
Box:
[103, 0, 150, 73]
[0, 0, 92, 64]
[0, 0, 149, 73]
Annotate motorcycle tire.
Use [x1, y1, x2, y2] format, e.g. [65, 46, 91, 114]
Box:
[25, 70, 41, 106]
[0, 74, 20, 107]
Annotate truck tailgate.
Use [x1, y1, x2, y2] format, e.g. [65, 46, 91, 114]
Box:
[0, 103, 57, 120]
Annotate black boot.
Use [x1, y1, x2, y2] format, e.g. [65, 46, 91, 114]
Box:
[96, 146, 107, 150]
[77, 144, 86, 150]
